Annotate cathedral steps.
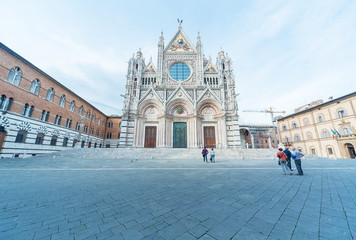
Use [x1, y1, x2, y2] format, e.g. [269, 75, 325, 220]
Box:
[32, 148, 322, 161]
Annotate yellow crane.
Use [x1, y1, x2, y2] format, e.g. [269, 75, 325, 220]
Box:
[242, 107, 286, 145]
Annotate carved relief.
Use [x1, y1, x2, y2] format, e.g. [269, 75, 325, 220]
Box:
[52, 129, 60, 136]
[37, 126, 48, 134]
[17, 121, 32, 132]
[0, 115, 10, 128]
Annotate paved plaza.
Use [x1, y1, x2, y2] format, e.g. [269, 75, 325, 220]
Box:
[1, 149, 356, 240]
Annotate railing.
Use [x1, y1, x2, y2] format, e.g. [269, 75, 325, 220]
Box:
[336, 134, 356, 140]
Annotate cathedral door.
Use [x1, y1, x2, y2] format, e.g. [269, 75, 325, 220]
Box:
[204, 126, 216, 148]
[173, 122, 187, 148]
[144, 126, 157, 148]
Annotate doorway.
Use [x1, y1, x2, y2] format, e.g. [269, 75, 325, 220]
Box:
[346, 143, 356, 158]
[204, 126, 216, 148]
[173, 122, 187, 148]
[144, 126, 157, 148]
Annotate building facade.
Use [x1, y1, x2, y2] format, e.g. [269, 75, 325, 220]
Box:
[277, 92, 356, 158]
[0, 43, 121, 158]
[240, 125, 277, 149]
[119, 24, 240, 148]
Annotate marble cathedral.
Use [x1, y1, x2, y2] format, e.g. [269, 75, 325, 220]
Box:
[119, 23, 241, 148]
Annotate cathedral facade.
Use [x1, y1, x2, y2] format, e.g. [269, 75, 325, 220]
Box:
[120, 24, 241, 148]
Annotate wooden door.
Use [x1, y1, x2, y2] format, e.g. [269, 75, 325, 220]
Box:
[347, 144, 356, 158]
[144, 126, 157, 148]
[173, 122, 187, 148]
[204, 126, 216, 148]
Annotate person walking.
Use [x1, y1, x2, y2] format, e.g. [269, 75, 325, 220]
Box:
[292, 147, 304, 175]
[277, 148, 293, 175]
[210, 149, 215, 163]
[283, 147, 293, 171]
[202, 147, 209, 162]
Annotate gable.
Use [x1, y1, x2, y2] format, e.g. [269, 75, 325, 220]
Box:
[165, 29, 196, 53]
[144, 63, 156, 73]
[205, 63, 217, 73]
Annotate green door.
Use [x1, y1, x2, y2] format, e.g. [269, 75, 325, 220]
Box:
[173, 122, 187, 148]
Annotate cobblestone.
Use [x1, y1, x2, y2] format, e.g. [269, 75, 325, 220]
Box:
[0, 152, 356, 239]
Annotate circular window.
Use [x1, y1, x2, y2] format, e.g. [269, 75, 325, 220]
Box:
[169, 63, 191, 81]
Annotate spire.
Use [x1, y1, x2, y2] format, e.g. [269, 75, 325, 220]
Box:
[197, 31, 202, 46]
[159, 31, 164, 46]
[136, 48, 142, 58]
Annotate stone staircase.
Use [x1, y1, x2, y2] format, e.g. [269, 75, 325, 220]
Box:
[37, 148, 282, 160]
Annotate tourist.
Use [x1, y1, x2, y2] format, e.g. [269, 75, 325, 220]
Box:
[277, 148, 292, 175]
[202, 147, 209, 162]
[210, 149, 215, 163]
[283, 147, 293, 171]
[292, 147, 304, 175]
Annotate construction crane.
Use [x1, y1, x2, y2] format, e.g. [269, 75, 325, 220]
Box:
[243, 107, 286, 146]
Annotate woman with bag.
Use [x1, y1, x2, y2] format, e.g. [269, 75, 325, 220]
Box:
[277, 148, 293, 175]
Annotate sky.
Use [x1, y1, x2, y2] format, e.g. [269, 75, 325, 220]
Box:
[1, 0, 355, 125]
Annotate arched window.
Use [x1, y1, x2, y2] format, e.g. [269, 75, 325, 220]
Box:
[86, 110, 90, 119]
[336, 108, 347, 118]
[35, 133, 45, 145]
[282, 125, 287, 131]
[303, 118, 309, 126]
[7, 67, 22, 86]
[291, 122, 297, 129]
[98, 117, 101, 125]
[40, 110, 49, 121]
[22, 104, 29, 116]
[54, 115, 62, 125]
[29, 79, 41, 95]
[22, 104, 33, 117]
[75, 122, 80, 131]
[50, 135, 58, 146]
[306, 132, 313, 139]
[79, 105, 83, 116]
[92, 115, 96, 123]
[69, 100, 75, 112]
[321, 129, 331, 138]
[294, 134, 301, 142]
[84, 125, 88, 133]
[15, 130, 27, 143]
[0, 95, 13, 111]
[310, 148, 316, 155]
[0, 95, 5, 109]
[342, 126, 353, 135]
[66, 119, 72, 128]
[59, 95, 66, 107]
[62, 137, 68, 147]
[317, 114, 325, 123]
[46, 88, 55, 101]
[102, 120, 105, 127]
[327, 146, 334, 155]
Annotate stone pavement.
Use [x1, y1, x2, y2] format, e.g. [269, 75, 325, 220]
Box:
[1, 150, 356, 240]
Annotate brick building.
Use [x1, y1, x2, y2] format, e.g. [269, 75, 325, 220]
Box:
[0, 43, 121, 158]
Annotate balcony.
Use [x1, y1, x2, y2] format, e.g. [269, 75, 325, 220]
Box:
[282, 141, 293, 146]
[336, 134, 356, 141]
